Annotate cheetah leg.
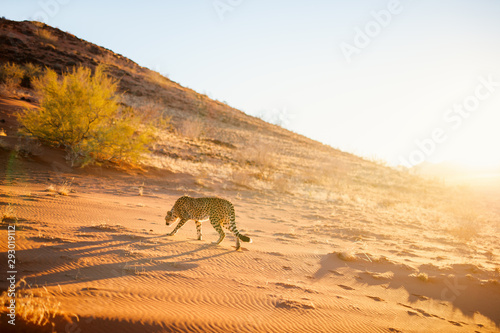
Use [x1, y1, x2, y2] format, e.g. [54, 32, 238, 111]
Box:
[195, 220, 202, 240]
[167, 219, 187, 236]
[210, 219, 225, 245]
[228, 223, 242, 250]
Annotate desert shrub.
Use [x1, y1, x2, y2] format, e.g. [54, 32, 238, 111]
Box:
[273, 173, 291, 193]
[242, 143, 276, 180]
[0, 278, 73, 329]
[179, 118, 205, 140]
[231, 170, 254, 189]
[21, 63, 44, 88]
[18, 65, 153, 167]
[0, 62, 25, 91]
[35, 28, 58, 43]
[132, 100, 172, 131]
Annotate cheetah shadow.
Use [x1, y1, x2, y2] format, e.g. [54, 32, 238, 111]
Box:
[0, 232, 235, 291]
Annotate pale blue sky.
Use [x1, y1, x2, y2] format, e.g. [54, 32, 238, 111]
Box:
[2, 0, 500, 167]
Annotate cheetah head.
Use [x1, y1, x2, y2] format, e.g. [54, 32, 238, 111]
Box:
[165, 210, 178, 226]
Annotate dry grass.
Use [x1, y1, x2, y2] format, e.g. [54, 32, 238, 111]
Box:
[231, 170, 254, 189]
[58, 181, 72, 196]
[45, 180, 73, 196]
[122, 97, 172, 131]
[0, 62, 25, 94]
[237, 141, 277, 181]
[413, 272, 429, 282]
[91, 223, 124, 231]
[0, 278, 74, 329]
[443, 199, 484, 241]
[272, 173, 291, 193]
[1, 204, 17, 222]
[145, 70, 171, 87]
[179, 118, 205, 140]
[45, 184, 57, 193]
[35, 28, 58, 43]
[123, 262, 147, 275]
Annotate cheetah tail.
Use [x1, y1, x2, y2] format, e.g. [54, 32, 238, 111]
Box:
[238, 234, 252, 243]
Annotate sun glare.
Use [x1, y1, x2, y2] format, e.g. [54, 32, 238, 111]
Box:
[434, 121, 500, 169]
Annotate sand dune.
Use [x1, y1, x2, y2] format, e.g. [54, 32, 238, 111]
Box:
[1, 158, 499, 332]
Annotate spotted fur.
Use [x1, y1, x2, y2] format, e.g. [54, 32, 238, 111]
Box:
[165, 196, 252, 250]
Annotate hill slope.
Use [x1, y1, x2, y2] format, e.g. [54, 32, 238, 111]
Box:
[1, 18, 499, 332]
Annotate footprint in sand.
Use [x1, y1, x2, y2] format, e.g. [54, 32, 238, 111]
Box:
[388, 328, 402, 333]
[448, 321, 464, 327]
[366, 296, 384, 302]
[329, 269, 343, 276]
[337, 284, 354, 291]
[410, 293, 429, 301]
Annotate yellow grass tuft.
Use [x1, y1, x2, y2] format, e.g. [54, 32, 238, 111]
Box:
[35, 28, 58, 43]
[179, 118, 205, 140]
[410, 272, 429, 282]
[91, 222, 124, 231]
[45, 184, 57, 193]
[0, 278, 75, 328]
[57, 180, 72, 196]
[45, 179, 74, 196]
[1, 204, 17, 222]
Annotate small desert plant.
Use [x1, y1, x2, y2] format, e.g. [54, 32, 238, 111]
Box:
[58, 180, 72, 196]
[20, 62, 44, 88]
[242, 143, 276, 180]
[17, 65, 153, 167]
[179, 118, 205, 140]
[231, 170, 254, 189]
[273, 173, 291, 193]
[131, 100, 172, 131]
[45, 179, 74, 196]
[45, 184, 57, 193]
[414, 272, 429, 282]
[91, 222, 124, 231]
[446, 205, 482, 241]
[32, 21, 45, 28]
[1, 204, 17, 222]
[145, 70, 170, 87]
[0, 62, 25, 92]
[23, 62, 43, 78]
[0, 279, 71, 329]
[35, 28, 58, 43]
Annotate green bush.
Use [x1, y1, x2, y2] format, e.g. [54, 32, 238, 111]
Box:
[18, 65, 153, 167]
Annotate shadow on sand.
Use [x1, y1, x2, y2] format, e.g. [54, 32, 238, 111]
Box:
[314, 252, 500, 329]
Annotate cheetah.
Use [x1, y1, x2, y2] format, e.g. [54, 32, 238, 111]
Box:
[165, 196, 252, 250]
